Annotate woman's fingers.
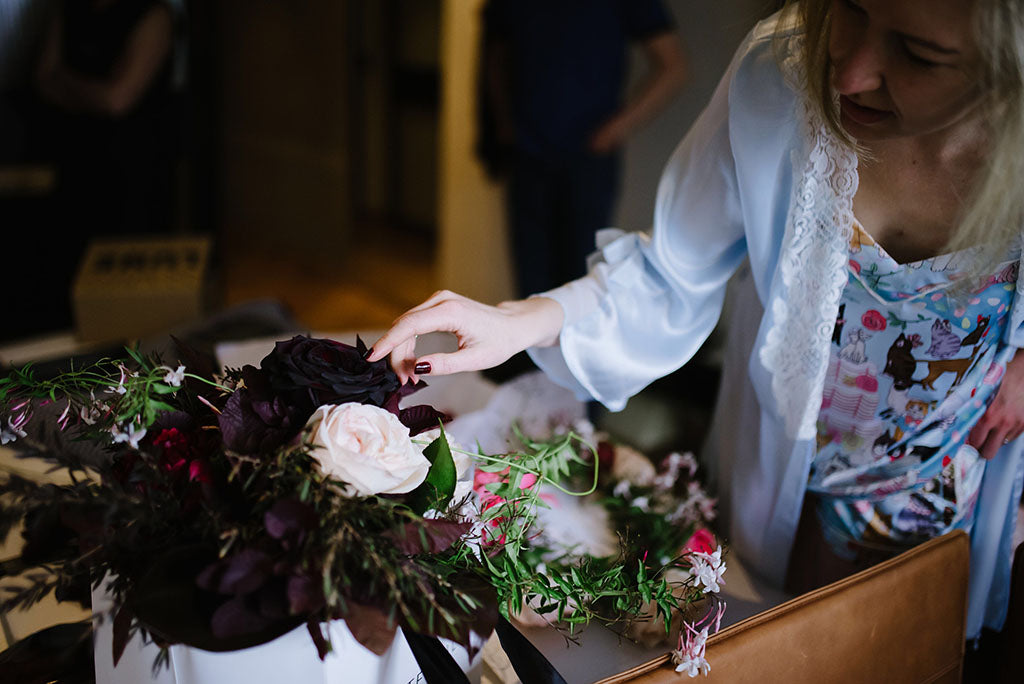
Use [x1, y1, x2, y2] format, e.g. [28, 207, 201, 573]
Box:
[368, 303, 460, 363]
[412, 344, 512, 378]
[968, 412, 1020, 460]
[980, 426, 1011, 461]
[367, 292, 564, 378]
[389, 336, 419, 385]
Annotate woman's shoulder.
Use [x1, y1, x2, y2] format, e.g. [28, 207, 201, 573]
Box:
[730, 10, 805, 105]
[717, 9, 806, 160]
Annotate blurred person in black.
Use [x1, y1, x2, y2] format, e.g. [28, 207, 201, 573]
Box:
[480, 0, 687, 298]
[34, 0, 177, 237]
[1, 0, 178, 340]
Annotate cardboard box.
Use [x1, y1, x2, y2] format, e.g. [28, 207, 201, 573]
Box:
[72, 236, 212, 343]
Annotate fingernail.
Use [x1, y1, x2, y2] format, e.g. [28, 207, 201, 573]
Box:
[414, 361, 431, 375]
[363, 346, 374, 360]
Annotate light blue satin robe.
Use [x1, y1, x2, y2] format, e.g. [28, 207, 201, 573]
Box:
[528, 15, 1024, 638]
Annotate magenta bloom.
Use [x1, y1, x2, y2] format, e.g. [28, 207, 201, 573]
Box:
[861, 309, 887, 332]
[682, 527, 717, 555]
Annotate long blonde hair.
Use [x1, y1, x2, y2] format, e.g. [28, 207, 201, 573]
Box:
[780, 0, 1024, 274]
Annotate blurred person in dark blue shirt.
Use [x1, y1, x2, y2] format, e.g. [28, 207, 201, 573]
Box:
[481, 0, 687, 297]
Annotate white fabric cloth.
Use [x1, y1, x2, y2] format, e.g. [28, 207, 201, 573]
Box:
[528, 13, 1024, 639]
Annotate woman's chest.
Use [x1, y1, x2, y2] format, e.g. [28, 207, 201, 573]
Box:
[851, 152, 981, 265]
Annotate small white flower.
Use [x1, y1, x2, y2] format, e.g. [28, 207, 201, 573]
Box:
[163, 365, 186, 387]
[652, 472, 675, 490]
[674, 482, 717, 522]
[672, 624, 711, 678]
[612, 479, 632, 498]
[667, 451, 699, 478]
[107, 365, 130, 395]
[632, 496, 651, 512]
[690, 546, 726, 594]
[674, 651, 710, 678]
[1, 417, 27, 445]
[110, 422, 147, 450]
[571, 418, 596, 443]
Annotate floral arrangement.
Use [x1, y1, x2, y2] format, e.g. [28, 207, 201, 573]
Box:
[485, 422, 728, 677]
[0, 335, 726, 680]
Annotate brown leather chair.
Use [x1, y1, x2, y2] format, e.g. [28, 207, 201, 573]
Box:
[596, 530, 968, 684]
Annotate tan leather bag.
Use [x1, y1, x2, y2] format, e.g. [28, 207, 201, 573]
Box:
[595, 530, 968, 684]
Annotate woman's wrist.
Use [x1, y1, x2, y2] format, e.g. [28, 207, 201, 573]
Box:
[497, 296, 565, 349]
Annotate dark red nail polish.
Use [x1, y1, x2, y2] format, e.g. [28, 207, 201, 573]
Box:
[414, 361, 431, 375]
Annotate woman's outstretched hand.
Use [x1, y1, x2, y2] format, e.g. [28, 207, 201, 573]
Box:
[366, 291, 565, 384]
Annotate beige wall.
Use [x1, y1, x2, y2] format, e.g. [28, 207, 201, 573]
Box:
[218, 0, 351, 260]
[437, 0, 514, 303]
[615, 0, 768, 232]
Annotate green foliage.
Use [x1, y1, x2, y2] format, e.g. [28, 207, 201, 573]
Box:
[473, 430, 705, 638]
[406, 428, 457, 515]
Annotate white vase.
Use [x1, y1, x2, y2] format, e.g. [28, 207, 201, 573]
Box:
[91, 584, 473, 684]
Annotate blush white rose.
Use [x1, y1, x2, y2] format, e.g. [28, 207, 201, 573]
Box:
[305, 403, 430, 496]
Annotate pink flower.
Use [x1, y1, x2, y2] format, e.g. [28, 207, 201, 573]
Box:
[683, 527, 717, 555]
[861, 309, 886, 332]
[474, 468, 539, 547]
[189, 459, 213, 483]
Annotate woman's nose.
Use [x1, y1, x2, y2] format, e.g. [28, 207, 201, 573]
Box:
[832, 36, 886, 96]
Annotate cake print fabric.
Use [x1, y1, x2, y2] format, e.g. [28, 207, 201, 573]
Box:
[809, 222, 1019, 558]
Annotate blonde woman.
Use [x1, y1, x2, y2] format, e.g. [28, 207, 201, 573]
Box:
[370, 0, 1024, 642]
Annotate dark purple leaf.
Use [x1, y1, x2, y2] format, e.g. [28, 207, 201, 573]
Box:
[433, 572, 498, 657]
[382, 379, 428, 414]
[307, 620, 331, 660]
[398, 404, 451, 437]
[344, 602, 397, 656]
[287, 573, 325, 614]
[257, 578, 289, 619]
[389, 520, 472, 556]
[196, 560, 224, 593]
[205, 549, 273, 595]
[211, 596, 274, 639]
[111, 602, 133, 667]
[218, 374, 306, 454]
[264, 499, 317, 542]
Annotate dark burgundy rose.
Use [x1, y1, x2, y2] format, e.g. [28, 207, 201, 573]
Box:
[218, 366, 306, 454]
[260, 336, 400, 412]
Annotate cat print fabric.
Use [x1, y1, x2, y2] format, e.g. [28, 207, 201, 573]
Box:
[809, 222, 1019, 559]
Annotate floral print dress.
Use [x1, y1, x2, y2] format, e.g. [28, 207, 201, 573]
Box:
[808, 222, 1019, 559]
